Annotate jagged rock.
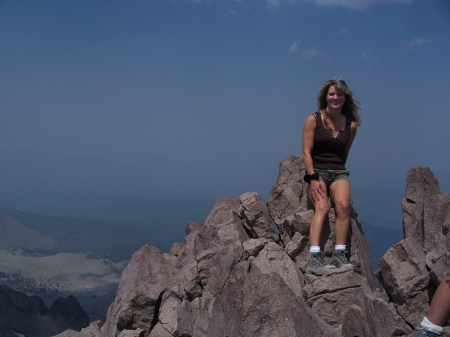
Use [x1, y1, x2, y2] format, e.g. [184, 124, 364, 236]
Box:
[243, 238, 270, 258]
[304, 267, 410, 336]
[155, 283, 192, 337]
[169, 242, 183, 257]
[198, 260, 249, 336]
[190, 197, 248, 336]
[80, 158, 450, 337]
[117, 328, 146, 337]
[376, 238, 429, 326]
[240, 273, 340, 337]
[376, 166, 450, 328]
[147, 324, 172, 337]
[100, 244, 172, 337]
[172, 221, 202, 301]
[401, 166, 450, 284]
[341, 301, 409, 337]
[77, 320, 103, 337]
[266, 155, 308, 234]
[193, 197, 247, 297]
[402, 166, 450, 255]
[249, 241, 304, 297]
[186, 220, 201, 235]
[238, 192, 280, 243]
[428, 251, 450, 287]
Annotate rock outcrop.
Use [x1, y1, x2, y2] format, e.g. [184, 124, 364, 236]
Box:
[59, 157, 450, 337]
[376, 166, 450, 336]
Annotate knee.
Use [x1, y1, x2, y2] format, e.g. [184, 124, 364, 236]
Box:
[334, 200, 350, 217]
[314, 201, 330, 215]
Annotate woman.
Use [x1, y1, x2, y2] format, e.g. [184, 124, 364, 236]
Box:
[302, 79, 361, 276]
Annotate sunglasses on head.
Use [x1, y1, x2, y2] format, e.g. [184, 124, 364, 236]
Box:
[326, 79, 346, 85]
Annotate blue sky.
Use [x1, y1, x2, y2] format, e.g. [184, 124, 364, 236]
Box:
[1, 0, 449, 226]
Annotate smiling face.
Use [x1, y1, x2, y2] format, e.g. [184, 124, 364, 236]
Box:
[326, 85, 346, 111]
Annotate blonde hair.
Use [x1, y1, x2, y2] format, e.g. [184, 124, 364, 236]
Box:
[317, 79, 362, 126]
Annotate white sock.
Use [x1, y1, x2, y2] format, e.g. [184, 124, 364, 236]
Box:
[309, 246, 320, 253]
[421, 317, 443, 335]
[335, 245, 346, 251]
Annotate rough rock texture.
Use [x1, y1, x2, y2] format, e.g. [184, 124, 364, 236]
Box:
[238, 192, 280, 244]
[0, 285, 89, 337]
[303, 267, 410, 336]
[239, 273, 340, 337]
[54, 321, 103, 337]
[101, 244, 172, 336]
[59, 158, 450, 337]
[376, 166, 450, 336]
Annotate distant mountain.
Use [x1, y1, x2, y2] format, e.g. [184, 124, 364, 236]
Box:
[0, 285, 90, 337]
[0, 196, 406, 272]
[0, 196, 216, 254]
[0, 206, 159, 262]
[0, 212, 56, 251]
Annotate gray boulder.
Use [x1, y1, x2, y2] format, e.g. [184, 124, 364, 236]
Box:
[239, 273, 340, 337]
[377, 166, 450, 328]
[238, 192, 280, 243]
[375, 238, 429, 326]
[100, 244, 172, 336]
[402, 166, 450, 256]
[249, 241, 304, 297]
[303, 267, 410, 336]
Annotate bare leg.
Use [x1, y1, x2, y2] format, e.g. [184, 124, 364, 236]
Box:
[329, 179, 351, 245]
[309, 181, 330, 246]
[427, 276, 450, 326]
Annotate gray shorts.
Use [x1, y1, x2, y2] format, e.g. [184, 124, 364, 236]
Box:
[313, 168, 350, 188]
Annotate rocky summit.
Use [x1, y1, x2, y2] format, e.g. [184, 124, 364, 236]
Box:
[56, 155, 450, 337]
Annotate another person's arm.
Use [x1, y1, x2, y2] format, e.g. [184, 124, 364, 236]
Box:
[427, 276, 450, 327]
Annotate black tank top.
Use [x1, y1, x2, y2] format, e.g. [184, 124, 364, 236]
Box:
[312, 112, 351, 170]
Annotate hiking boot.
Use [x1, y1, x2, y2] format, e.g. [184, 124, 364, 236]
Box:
[306, 252, 336, 276]
[332, 250, 353, 269]
[409, 327, 442, 336]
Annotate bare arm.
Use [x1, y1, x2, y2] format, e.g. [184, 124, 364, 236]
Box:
[302, 114, 325, 201]
[302, 114, 317, 175]
[344, 121, 357, 161]
[427, 276, 450, 326]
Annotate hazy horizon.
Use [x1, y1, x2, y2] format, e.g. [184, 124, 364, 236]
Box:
[1, 0, 449, 238]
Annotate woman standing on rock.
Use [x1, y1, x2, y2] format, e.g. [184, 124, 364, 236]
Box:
[302, 79, 361, 276]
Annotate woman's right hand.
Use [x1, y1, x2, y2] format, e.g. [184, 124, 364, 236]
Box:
[309, 180, 325, 202]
